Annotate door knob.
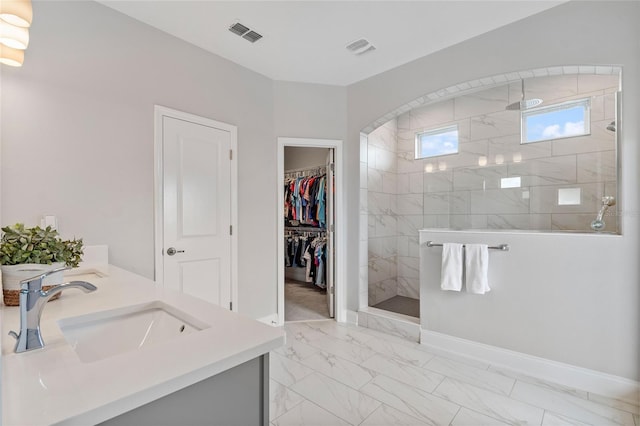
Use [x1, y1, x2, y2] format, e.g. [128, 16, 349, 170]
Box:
[166, 247, 185, 256]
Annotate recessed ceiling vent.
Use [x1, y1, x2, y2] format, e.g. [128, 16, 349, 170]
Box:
[346, 38, 376, 55]
[229, 22, 263, 43]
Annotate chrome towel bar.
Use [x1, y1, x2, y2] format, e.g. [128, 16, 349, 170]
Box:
[424, 240, 510, 251]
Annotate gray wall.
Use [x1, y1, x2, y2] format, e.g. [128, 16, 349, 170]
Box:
[1, 1, 277, 318]
[349, 1, 639, 380]
[284, 147, 328, 171]
[274, 81, 347, 141]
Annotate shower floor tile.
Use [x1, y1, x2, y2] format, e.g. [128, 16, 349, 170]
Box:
[372, 295, 420, 318]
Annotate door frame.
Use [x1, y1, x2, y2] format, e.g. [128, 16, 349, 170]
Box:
[277, 137, 345, 325]
[153, 105, 238, 311]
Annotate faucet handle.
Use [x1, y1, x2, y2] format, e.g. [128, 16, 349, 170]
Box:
[19, 266, 69, 291]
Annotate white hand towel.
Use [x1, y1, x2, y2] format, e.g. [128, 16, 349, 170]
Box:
[440, 243, 463, 291]
[465, 244, 490, 294]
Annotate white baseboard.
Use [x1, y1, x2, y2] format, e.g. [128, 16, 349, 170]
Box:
[421, 329, 640, 402]
[257, 313, 279, 326]
[345, 310, 358, 325]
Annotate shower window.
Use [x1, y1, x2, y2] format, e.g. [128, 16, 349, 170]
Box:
[415, 124, 459, 159]
[522, 98, 591, 144]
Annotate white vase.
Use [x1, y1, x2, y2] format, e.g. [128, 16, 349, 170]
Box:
[1, 262, 66, 292]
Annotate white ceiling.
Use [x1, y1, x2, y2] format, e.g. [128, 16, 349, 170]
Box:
[99, 1, 565, 86]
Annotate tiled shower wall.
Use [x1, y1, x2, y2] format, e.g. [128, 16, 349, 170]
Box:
[367, 120, 400, 306]
[397, 73, 618, 232]
[366, 73, 619, 309]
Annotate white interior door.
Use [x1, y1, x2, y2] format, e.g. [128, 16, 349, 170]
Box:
[326, 149, 335, 318]
[162, 116, 231, 308]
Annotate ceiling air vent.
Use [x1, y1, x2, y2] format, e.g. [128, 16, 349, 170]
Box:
[229, 22, 263, 44]
[229, 22, 250, 37]
[346, 38, 376, 55]
[242, 30, 263, 43]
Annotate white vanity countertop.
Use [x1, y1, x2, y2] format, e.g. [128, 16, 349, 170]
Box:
[1, 265, 285, 426]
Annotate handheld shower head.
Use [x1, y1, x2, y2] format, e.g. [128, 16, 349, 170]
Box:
[591, 196, 616, 231]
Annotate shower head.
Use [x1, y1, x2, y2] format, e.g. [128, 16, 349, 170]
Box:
[606, 121, 616, 132]
[506, 79, 543, 111]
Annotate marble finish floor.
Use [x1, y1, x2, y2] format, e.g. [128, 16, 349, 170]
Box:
[285, 280, 330, 321]
[372, 295, 420, 318]
[269, 320, 639, 426]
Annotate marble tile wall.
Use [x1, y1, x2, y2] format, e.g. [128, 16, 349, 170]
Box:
[365, 73, 619, 311]
[398, 73, 619, 234]
[367, 120, 400, 306]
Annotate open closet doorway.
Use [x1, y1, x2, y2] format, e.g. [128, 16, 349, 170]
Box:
[277, 138, 345, 325]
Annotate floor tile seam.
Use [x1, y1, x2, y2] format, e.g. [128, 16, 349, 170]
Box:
[459, 406, 517, 426]
[417, 348, 491, 372]
[356, 403, 429, 426]
[269, 394, 311, 425]
[417, 361, 515, 397]
[433, 387, 543, 426]
[507, 375, 518, 397]
[435, 376, 547, 419]
[354, 404, 379, 426]
[447, 404, 463, 426]
[296, 333, 378, 365]
[368, 369, 462, 408]
[304, 394, 364, 426]
[371, 354, 448, 391]
[269, 389, 306, 422]
[512, 379, 639, 417]
[366, 346, 437, 371]
[304, 326, 380, 350]
[335, 324, 379, 344]
[508, 385, 630, 424]
[296, 349, 379, 390]
[271, 352, 316, 385]
[422, 354, 503, 380]
[292, 372, 382, 426]
[356, 325, 423, 350]
[488, 365, 593, 403]
[308, 369, 381, 397]
[277, 340, 323, 362]
[359, 375, 464, 425]
[541, 409, 600, 426]
[586, 392, 640, 415]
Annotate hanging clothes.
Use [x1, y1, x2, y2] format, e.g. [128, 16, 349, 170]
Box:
[284, 231, 327, 289]
[284, 173, 327, 229]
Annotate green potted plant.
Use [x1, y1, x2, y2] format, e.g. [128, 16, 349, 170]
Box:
[0, 223, 83, 306]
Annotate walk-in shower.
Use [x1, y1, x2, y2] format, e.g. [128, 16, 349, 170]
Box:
[363, 66, 621, 320]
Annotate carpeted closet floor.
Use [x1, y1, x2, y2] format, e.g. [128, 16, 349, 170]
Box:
[285, 279, 330, 321]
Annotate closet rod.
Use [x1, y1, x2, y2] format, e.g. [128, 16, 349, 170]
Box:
[285, 226, 326, 231]
[284, 164, 326, 177]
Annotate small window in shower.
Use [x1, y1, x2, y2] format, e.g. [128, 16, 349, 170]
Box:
[415, 124, 459, 159]
[522, 98, 591, 144]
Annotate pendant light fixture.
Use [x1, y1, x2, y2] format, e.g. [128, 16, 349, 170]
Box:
[0, 0, 32, 67]
[0, 44, 23, 67]
[0, 0, 32, 28]
[0, 20, 28, 49]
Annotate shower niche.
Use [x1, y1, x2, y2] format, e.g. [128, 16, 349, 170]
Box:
[362, 66, 621, 317]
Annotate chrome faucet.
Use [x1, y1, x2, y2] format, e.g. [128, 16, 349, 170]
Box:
[8, 267, 97, 353]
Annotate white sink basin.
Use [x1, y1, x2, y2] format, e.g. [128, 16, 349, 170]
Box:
[58, 301, 210, 363]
